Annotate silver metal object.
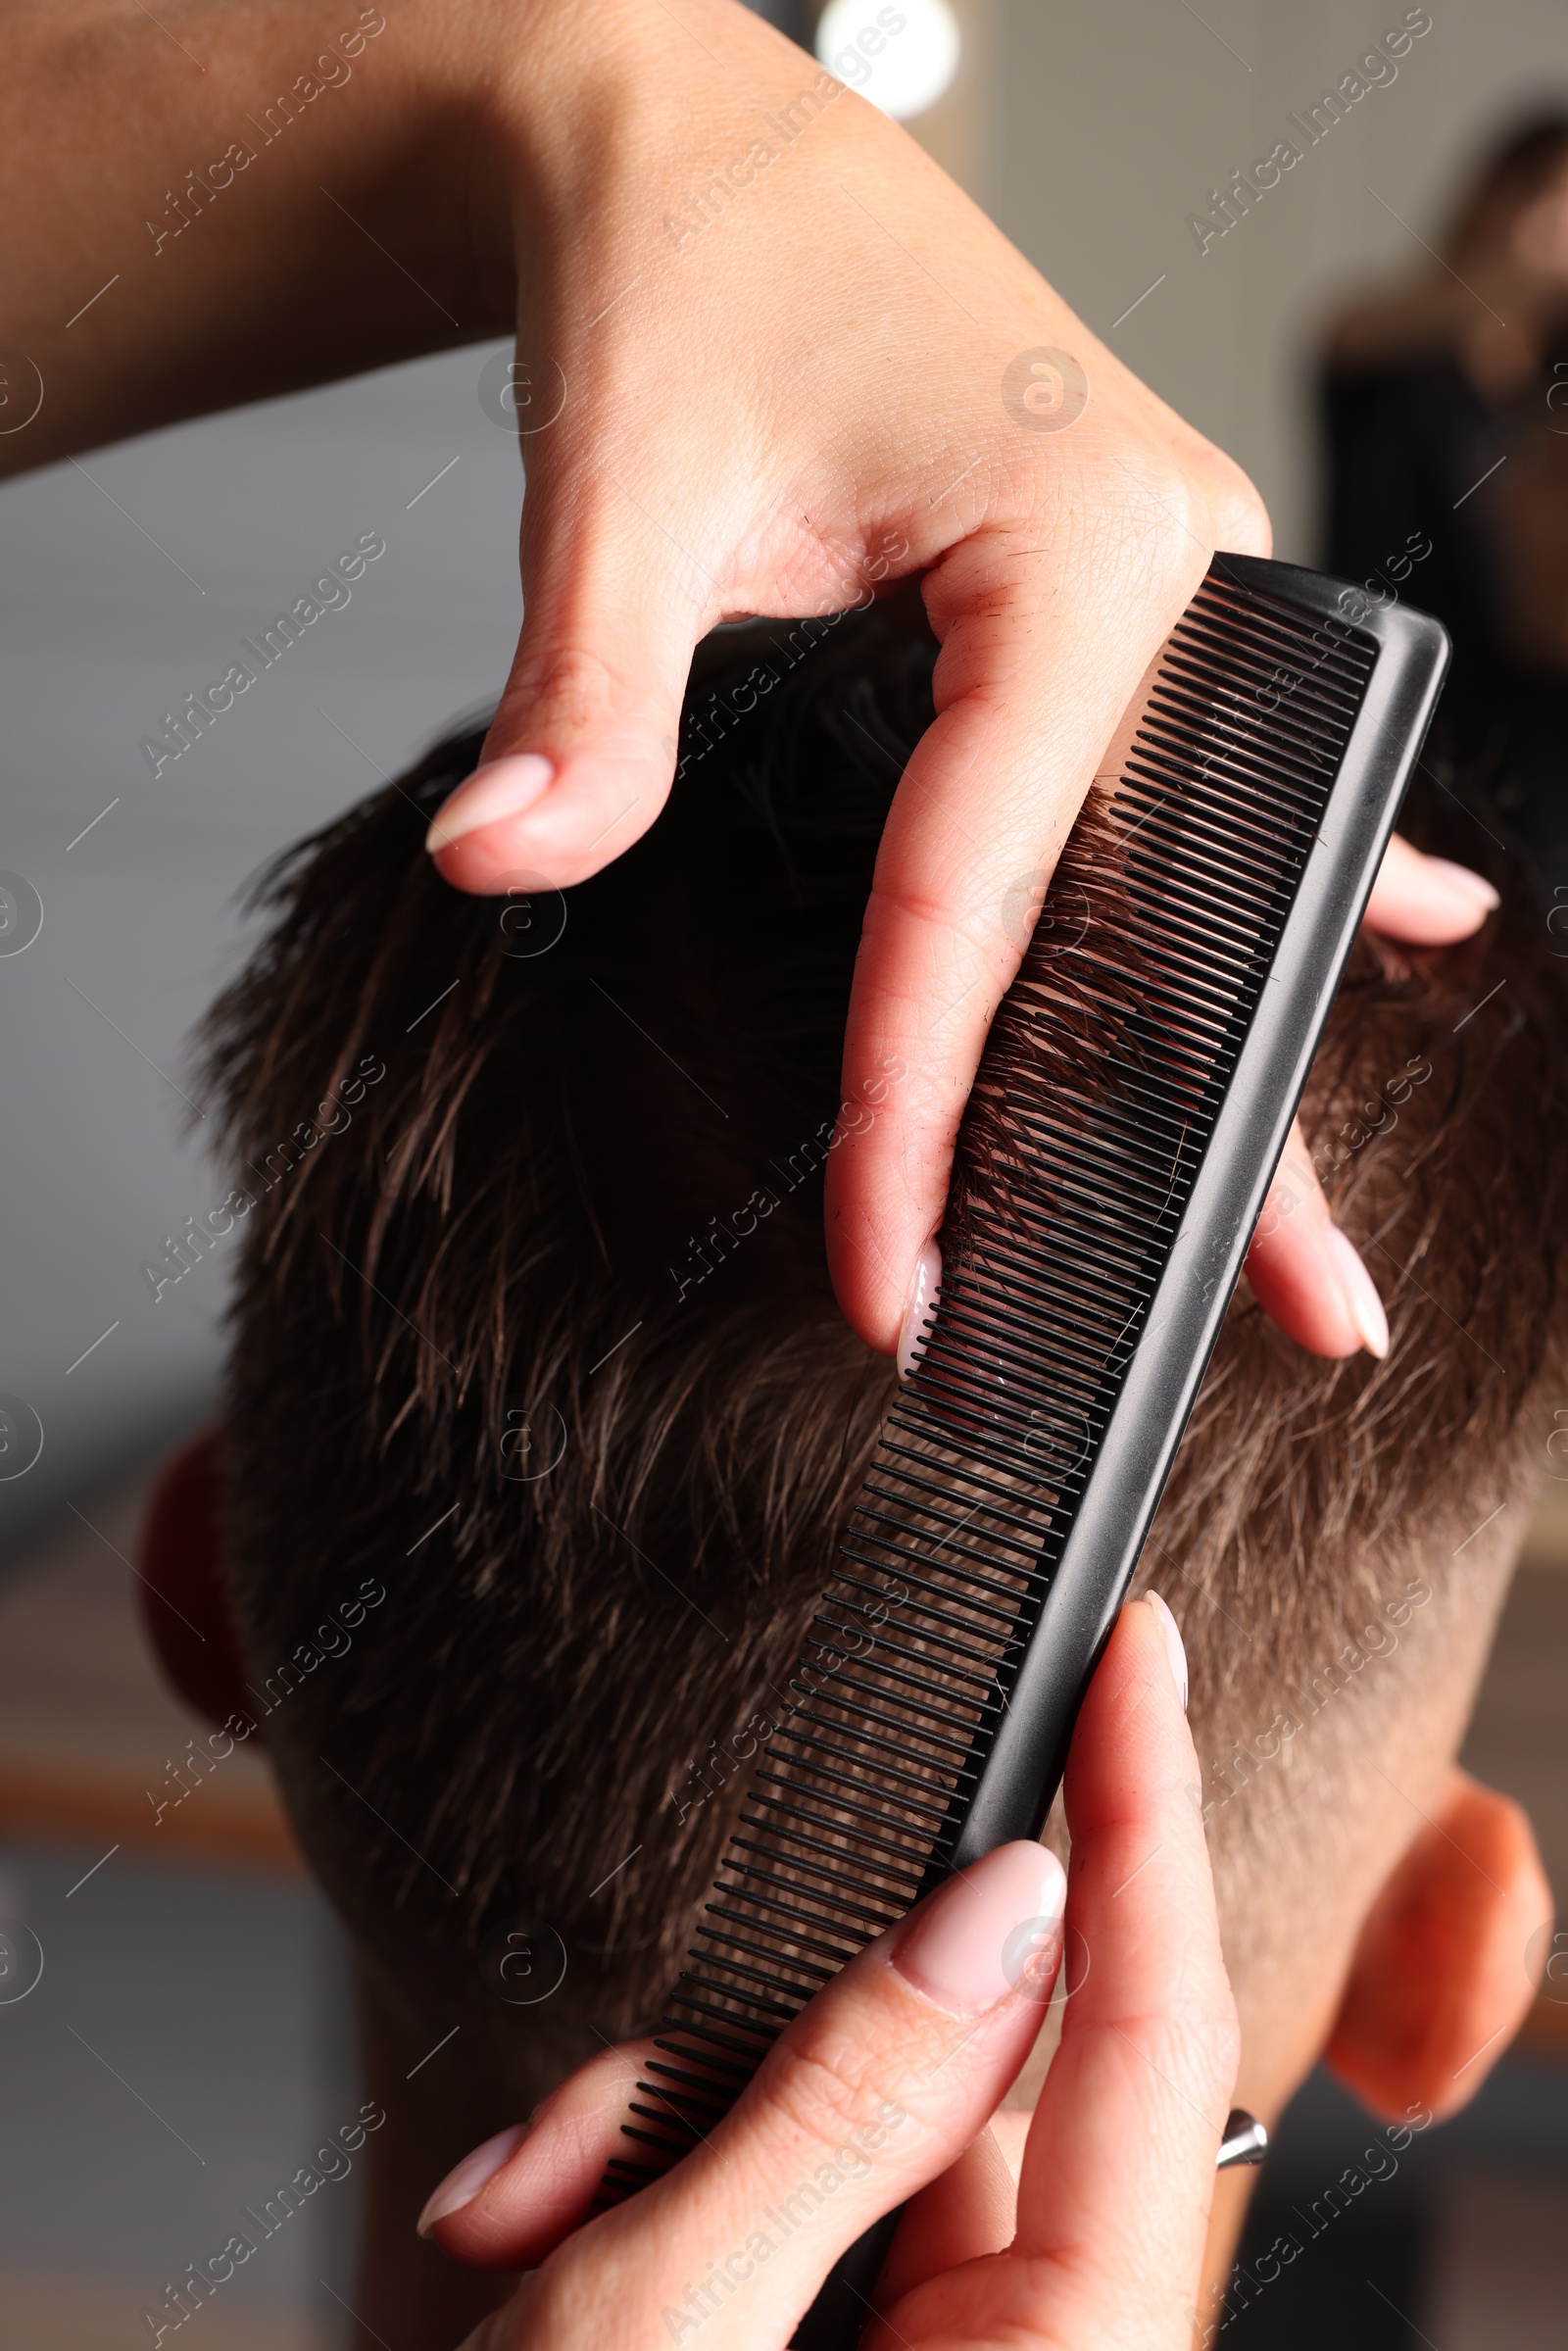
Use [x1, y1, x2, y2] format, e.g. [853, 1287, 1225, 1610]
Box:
[1216, 2108, 1269, 2170]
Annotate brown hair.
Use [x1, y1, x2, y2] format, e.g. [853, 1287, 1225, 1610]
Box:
[1445, 111, 1568, 259]
[200, 596, 1568, 2101]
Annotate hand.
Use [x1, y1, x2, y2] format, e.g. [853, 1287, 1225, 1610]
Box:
[417, 0, 1495, 1372]
[1244, 837, 1496, 1361]
[0, 3, 1494, 1377]
[418, 1598, 1237, 2350]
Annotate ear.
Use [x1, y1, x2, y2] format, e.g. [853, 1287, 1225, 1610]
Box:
[136, 1428, 256, 1733]
[1324, 1767, 1552, 2123]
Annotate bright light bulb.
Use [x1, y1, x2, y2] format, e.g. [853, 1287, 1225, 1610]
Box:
[815, 0, 961, 122]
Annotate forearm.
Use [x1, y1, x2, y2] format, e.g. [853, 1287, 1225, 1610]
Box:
[0, 0, 522, 471]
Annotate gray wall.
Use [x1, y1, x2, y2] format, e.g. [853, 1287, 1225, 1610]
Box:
[0, 344, 520, 1550]
[996, 0, 1568, 560]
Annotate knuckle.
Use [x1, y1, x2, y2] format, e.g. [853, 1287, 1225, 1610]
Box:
[1113, 2003, 1241, 2118]
[513, 642, 624, 733]
[1103, 438, 1270, 573]
[1193, 444, 1271, 558]
[762, 2014, 887, 2152]
[862, 870, 986, 953]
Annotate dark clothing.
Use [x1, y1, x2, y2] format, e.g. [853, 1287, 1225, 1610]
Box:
[1322, 347, 1568, 884]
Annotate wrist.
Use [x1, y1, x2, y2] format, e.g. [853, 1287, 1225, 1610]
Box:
[456, 0, 838, 347]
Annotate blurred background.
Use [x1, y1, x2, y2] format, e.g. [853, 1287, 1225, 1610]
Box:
[3, 2, 1567, 2343]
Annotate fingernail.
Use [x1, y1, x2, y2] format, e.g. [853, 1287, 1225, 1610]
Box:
[893, 1840, 1066, 2016]
[897, 1239, 942, 1381]
[1421, 856, 1499, 912]
[1326, 1223, 1390, 1360]
[416, 2122, 531, 2236]
[425, 756, 556, 853]
[1145, 1592, 1189, 1711]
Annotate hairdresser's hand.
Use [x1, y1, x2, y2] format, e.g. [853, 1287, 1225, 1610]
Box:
[1243, 837, 1497, 1360]
[420, 1597, 1237, 2351]
[3, 5, 1493, 1379]
[415, 1, 1494, 1375]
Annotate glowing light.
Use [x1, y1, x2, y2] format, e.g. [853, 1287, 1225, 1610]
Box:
[815, 0, 961, 122]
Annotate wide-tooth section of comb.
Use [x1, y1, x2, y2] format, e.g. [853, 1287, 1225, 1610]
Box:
[597, 568, 1378, 2203]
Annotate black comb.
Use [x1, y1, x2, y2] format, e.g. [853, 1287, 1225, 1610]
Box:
[595, 556, 1447, 2343]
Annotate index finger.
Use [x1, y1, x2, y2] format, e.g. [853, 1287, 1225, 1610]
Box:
[824, 433, 1268, 1354]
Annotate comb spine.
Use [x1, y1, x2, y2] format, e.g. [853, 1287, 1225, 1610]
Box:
[949, 565, 1448, 1866]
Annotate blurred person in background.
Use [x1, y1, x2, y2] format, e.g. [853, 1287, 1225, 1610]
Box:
[1323, 112, 1568, 881]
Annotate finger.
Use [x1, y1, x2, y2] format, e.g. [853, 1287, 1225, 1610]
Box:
[1245, 1117, 1390, 1361]
[420, 2039, 662, 2271]
[1019, 1595, 1238, 2328]
[444, 1840, 1066, 2349]
[826, 445, 1270, 1356]
[1364, 834, 1497, 943]
[873, 2124, 1019, 2308]
[1230, 827, 1494, 1358]
[424, 444, 709, 894]
[875, 1597, 1237, 2351]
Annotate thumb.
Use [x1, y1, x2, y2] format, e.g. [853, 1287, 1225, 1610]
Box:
[425, 463, 703, 895]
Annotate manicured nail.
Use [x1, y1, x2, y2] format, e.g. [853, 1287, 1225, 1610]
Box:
[425, 755, 556, 854]
[1145, 1591, 1188, 1711]
[1326, 1223, 1389, 1360]
[897, 1239, 942, 1381]
[893, 1840, 1066, 2015]
[1422, 856, 1498, 912]
[416, 2122, 530, 2236]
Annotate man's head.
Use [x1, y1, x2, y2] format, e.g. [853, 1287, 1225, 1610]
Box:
[181, 592, 1563, 2253]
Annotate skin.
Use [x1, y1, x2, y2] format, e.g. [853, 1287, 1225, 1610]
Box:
[423, 1585, 1551, 2351]
[1, 0, 1493, 1370]
[1015, 1512, 1554, 2331]
[7, 9, 1523, 2334]
[135, 1435, 1555, 2343]
[428, 1602, 1242, 2350]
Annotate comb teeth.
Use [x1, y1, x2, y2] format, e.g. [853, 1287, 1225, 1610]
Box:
[595, 570, 1380, 2205]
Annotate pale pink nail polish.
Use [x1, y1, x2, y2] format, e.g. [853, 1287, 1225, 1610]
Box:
[1145, 1591, 1189, 1711]
[425, 756, 556, 854]
[1422, 857, 1499, 912]
[897, 1239, 942, 1381]
[893, 1840, 1065, 2015]
[1325, 1224, 1390, 1360]
[416, 2122, 530, 2236]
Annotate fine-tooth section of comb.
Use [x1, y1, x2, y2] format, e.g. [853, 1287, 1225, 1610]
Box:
[596, 558, 1447, 2239]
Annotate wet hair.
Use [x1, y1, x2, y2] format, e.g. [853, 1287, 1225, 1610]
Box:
[199, 592, 1568, 2100]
